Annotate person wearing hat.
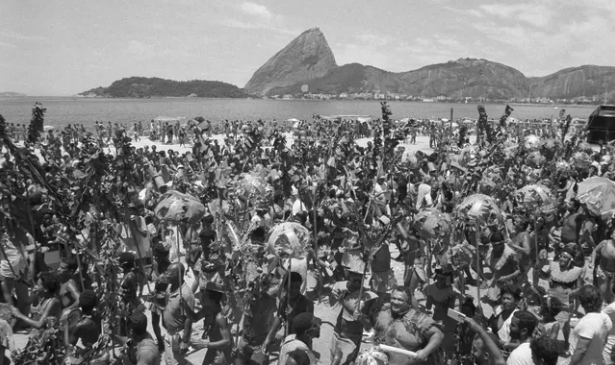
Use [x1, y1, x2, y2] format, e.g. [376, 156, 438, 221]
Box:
[278, 312, 319, 365]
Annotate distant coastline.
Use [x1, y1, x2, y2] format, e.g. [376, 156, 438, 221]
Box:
[3, 95, 600, 109]
[0, 92, 26, 97]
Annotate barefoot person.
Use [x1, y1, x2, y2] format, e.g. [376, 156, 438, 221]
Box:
[163, 263, 194, 365]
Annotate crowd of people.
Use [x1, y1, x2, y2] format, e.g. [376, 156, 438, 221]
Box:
[0, 102, 613, 365]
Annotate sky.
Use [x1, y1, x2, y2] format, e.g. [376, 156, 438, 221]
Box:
[2, 0, 615, 96]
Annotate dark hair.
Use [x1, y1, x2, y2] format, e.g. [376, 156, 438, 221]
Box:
[119, 252, 135, 268]
[38, 271, 61, 295]
[541, 296, 563, 320]
[500, 283, 522, 301]
[514, 310, 538, 337]
[578, 285, 603, 313]
[127, 312, 148, 336]
[288, 272, 303, 285]
[530, 336, 559, 365]
[490, 231, 505, 243]
[63, 257, 79, 272]
[392, 285, 413, 301]
[79, 289, 98, 311]
[461, 297, 477, 316]
[287, 349, 311, 365]
[473, 331, 501, 350]
[204, 289, 224, 304]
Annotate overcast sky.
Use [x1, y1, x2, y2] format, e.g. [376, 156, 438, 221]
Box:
[2, 0, 615, 95]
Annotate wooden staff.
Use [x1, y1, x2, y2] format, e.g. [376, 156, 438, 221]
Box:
[426, 239, 433, 290]
[285, 258, 292, 337]
[175, 220, 184, 315]
[354, 250, 370, 318]
[474, 222, 481, 302]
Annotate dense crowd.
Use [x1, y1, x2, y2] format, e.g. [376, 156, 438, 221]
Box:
[0, 102, 613, 365]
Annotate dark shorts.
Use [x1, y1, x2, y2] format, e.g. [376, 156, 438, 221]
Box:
[236, 336, 268, 365]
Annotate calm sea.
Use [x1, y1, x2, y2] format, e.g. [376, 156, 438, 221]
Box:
[0, 97, 597, 131]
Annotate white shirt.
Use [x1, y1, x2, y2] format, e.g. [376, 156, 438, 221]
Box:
[603, 303, 615, 364]
[292, 199, 307, 216]
[416, 183, 433, 210]
[278, 334, 316, 365]
[569, 312, 612, 365]
[506, 342, 533, 365]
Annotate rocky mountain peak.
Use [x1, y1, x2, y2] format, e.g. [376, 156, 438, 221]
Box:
[244, 27, 337, 95]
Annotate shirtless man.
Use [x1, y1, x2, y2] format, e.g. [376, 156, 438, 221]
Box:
[234, 277, 276, 365]
[124, 312, 160, 365]
[68, 290, 101, 358]
[591, 226, 615, 303]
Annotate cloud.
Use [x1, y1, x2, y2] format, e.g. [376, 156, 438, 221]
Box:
[223, 18, 297, 35]
[218, 1, 296, 35]
[0, 30, 47, 42]
[478, 3, 553, 27]
[445, 2, 555, 28]
[0, 41, 17, 48]
[239, 2, 273, 20]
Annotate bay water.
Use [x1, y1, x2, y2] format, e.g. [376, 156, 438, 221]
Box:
[0, 97, 597, 131]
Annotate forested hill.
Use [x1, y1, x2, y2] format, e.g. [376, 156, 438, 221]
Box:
[80, 77, 250, 98]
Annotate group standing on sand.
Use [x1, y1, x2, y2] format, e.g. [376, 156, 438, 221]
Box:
[1, 102, 615, 365]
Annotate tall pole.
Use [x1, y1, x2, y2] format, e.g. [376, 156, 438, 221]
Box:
[475, 223, 480, 302]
